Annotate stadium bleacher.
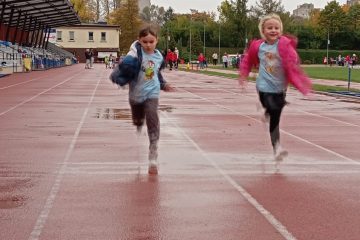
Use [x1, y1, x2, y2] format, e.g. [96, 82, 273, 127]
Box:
[0, 0, 80, 77]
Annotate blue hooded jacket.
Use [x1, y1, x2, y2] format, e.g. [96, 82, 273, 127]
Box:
[109, 41, 167, 89]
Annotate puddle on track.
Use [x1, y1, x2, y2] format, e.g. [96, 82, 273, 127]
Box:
[94, 105, 174, 120]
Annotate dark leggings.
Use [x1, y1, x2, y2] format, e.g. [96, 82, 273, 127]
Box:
[130, 98, 160, 145]
[258, 91, 286, 149]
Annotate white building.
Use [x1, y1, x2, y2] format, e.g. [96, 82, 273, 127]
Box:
[55, 23, 120, 63]
[293, 3, 314, 19]
[139, 0, 151, 12]
[347, 0, 360, 6]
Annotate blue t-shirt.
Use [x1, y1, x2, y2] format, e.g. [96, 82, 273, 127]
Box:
[256, 40, 286, 93]
[129, 49, 163, 103]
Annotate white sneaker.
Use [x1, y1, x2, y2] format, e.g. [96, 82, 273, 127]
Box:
[148, 160, 158, 174]
[274, 144, 288, 161]
[148, 143, 158, 174]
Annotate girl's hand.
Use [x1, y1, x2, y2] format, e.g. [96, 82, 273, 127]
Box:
[238, 76, 247, 91]
[164, 83, 175, 92]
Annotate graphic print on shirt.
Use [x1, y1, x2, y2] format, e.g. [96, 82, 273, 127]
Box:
[264, 52, 280, 76]
[143, 60, 155, 80]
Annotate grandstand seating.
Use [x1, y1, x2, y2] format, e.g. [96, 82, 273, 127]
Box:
[0, 40, 77, 77]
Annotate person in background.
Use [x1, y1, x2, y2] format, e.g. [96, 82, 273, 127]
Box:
[198, 53, 205, 69]
[222, 53, 228, 68]
[165, 49, 176, 70]
[212, 52, 218, 65]
[85, 49, 91, 69]
[174, 47, 179, 69]
[104, 55, 109, 69]
[89, 48, 94, 69]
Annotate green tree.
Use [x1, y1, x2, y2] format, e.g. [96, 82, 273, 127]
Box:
[219, 0, 249, 48]
[188, 29, 203, 56]
[347, 4, 360, 30]
[250, 0, 285, 18]
[140, 5, 167, 26]
[70, 0, 97, 23]
[164, 7, 175, 23]
[108, 0, 142, 53]
[318, 1, 349, 49]
[319, 1, 348, 36]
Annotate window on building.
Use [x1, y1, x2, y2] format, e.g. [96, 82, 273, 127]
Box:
[69, 31, 75, 41]
[56, 31, 62, 41]
[88, 32, 94, 41]
[101, 32, 106, 42]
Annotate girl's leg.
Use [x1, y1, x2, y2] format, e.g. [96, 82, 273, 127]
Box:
[144, 98, 160, 174]
[258, 92, 286, 152]
[144, 98, 160, 149]
[130, 100, 145, 133]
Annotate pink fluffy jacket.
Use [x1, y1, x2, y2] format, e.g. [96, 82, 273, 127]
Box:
[240, 35, 312, 95]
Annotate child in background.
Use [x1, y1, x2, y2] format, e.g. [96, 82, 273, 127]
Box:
[110, 24, 174, 174]
[239, 13, 311, 161]
[104, 55, 109, 69]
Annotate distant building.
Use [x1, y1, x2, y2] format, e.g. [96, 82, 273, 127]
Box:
[139, 0, 151, 12]
[293, 3, 315, 19]
[55, 23, 120, 63]
[347, 0, 360, 6]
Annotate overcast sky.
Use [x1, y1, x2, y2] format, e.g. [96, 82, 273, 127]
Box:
[150, 0, 347, 14]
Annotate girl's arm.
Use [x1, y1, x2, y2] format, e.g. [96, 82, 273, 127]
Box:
[158, 60, 175, 92]
[239, 39, 261, 87]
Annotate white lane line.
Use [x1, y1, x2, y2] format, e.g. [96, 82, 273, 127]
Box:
[63, 170, 360, 176]
[185, 74, 360, 128]
[66, 162, 147, 165]
[0, 71, 83, 117]
[221, 88, 360, 128]
[292, 108, 360, 128]
[28, 75, 102, 240]
[161, 111, 297, 240]
[182, 88, 359, 164]
[0, 76, 45, 90]
[281, 131, 359, 163]
[65, 160, 359, 166]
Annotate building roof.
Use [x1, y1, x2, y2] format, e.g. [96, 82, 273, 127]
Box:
[0, 0, 80, 31]
[59, 23, 120, 29]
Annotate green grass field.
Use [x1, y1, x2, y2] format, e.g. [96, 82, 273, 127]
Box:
[206, 65, 360, 83]
[302, 66, 360, 83]
[182, 67, 360, 93]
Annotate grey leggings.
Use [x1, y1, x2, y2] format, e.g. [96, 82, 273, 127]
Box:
[130, 98, 160, 144]
[258, 91, 286, 148]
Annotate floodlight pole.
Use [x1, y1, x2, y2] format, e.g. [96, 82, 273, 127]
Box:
[189, 15, 192, 63]
[218, 21, 221, 62]
[326, 29, 329, 66]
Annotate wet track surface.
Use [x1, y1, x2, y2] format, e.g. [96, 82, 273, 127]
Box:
[0, 64, 359, 240]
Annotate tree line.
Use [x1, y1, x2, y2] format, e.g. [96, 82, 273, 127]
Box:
[70, 0, 360, 55]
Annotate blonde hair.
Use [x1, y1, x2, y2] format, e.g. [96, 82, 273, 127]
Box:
[258, 13, 283, 39]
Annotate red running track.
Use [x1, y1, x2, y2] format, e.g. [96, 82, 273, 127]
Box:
[0, 64, 359, 240]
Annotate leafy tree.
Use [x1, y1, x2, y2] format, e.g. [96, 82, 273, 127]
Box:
[347, 4, 360, 30]
[70, 0, 97, 23]
[103, 0, 111, 19]
[188, 29, 203, 56]
[164, 7, 175, 23]
[250, 0, 285, 18]
[140, 5, 167, 26]
[219, 0, 249, 48]
[108, 0, 142, 53]
[318, 1, 348, 36]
